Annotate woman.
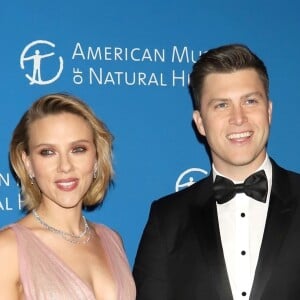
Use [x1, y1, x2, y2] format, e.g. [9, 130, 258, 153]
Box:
[0, 93, 136, 299]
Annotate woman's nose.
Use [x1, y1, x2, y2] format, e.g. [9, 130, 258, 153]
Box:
[57, 154, 73, 173]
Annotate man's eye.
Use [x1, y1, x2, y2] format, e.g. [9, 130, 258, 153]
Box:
[215, 102, 228, 109]
[40, 149, 54, 156]
[246, 98, 258, 105]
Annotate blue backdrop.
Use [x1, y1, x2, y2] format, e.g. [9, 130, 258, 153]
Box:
[1, 1, 300, 266]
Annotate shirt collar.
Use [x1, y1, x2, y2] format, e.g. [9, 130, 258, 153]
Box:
[212, 154, 272, 186]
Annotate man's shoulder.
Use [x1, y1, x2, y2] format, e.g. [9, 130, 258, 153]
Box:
[151, 174, 212, 211]
[143, 176, 212, 231]
[270, 158, 300, 198]
[272, 158, 300, 179]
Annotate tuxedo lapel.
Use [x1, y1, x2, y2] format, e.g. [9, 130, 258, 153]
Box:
[249, 162, 297, 300]
[191, 177, 234, 300]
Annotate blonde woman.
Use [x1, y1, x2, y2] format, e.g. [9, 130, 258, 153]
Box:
[0, 93, 135, 299]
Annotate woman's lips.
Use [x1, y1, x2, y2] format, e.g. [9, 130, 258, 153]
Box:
[55, 178, 79, 191]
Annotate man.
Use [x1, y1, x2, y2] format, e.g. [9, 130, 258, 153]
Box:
[133, 44, 300, 300]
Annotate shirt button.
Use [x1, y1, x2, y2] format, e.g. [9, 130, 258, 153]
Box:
[242, 291, 247, 296]
[241, 212, 246, 217]
[241, 250, 246, 255]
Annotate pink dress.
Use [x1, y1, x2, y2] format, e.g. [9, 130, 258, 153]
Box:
[10, 223, 136, 300]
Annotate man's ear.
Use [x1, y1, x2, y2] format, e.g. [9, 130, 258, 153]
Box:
[193, 110, 206, 136]
[268, 100, 272, 125]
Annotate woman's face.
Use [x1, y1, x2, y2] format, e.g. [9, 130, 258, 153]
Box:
[22, 112, 97, 209]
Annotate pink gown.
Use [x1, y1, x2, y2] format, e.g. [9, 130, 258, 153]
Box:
[10, 223, 136, 300]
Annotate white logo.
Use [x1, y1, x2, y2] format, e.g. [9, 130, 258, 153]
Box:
[20, 40, 63, 85]
[175, 167, 208, 192]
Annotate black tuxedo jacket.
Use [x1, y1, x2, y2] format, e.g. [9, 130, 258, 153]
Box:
[133, 160, 300, 300]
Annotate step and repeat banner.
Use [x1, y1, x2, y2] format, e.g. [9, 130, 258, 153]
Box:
[1, 1, 300, 265]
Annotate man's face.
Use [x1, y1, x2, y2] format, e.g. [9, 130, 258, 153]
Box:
[193, 69, 272, 179]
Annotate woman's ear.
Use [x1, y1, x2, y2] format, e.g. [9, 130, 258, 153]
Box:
[21, 151, 34, 178]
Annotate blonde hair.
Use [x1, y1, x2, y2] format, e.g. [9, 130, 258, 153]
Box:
[10, 93, 114, 211]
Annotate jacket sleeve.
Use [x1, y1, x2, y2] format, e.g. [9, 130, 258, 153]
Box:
[133, 201, 168, 300]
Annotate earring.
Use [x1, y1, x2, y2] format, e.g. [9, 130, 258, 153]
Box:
[29, 174, 35, 185]
[93, 164, 98, 179]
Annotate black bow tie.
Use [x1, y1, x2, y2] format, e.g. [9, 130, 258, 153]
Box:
[213, 170, 268, 204]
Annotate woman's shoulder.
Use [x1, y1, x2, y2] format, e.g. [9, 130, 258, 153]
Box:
[92, 222, 120, 236]
[0, 224, 17, 246]
[0, 224, 19, 274]
[0, 220, 26, 255]
[92, 223, 123, 244]
[0, 217, 36, 298]
[0, 215, 34, 250]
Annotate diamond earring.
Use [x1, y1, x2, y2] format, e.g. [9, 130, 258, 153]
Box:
[29, 174, 35, 185]
[93, 164, 98, 179]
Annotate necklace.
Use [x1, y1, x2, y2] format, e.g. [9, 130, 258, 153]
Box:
[32, 209, 91, 244]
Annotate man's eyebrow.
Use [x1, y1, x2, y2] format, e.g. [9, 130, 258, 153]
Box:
[240, 91, 264, 99]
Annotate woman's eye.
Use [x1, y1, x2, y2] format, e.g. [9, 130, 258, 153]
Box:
[40, 149, 54, 156]
[72, 146, 87, 153]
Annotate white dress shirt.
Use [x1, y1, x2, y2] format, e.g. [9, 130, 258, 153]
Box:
[213, 155, 272, 300]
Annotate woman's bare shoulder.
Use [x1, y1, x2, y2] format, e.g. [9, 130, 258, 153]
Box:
[0, 225, 18, 257]
[0, 225, 20, 299]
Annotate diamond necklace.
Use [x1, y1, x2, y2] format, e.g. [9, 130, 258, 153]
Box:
[32, 209, 91, 244]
